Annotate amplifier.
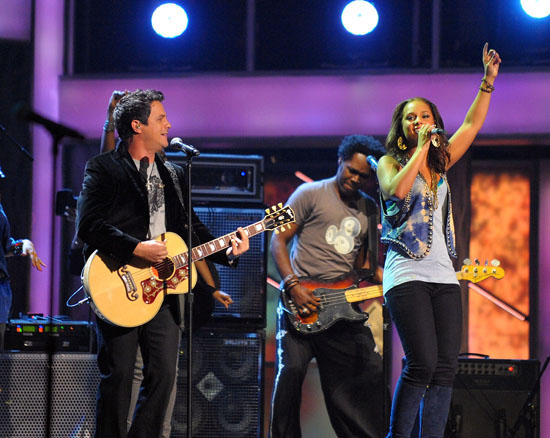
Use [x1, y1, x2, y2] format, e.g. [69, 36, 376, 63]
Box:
[166, 152, 264, 203]
[4, 317, 96, 353]
[446, 358, 540, 438]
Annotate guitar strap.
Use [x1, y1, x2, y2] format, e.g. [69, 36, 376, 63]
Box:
[164, 161, 185, 210]
[358, 191, 379, 281]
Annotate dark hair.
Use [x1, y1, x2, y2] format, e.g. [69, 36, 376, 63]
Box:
[337, 134, 385, 161]
[385, 97, 450, 173]
[114, 89, 164, 141]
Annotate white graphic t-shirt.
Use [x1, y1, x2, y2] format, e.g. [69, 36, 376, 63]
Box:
[287, 177, 369, 281]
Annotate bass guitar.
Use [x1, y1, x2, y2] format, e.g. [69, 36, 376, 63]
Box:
[82, 204, 295, 327]
[281, 259, 505, 335]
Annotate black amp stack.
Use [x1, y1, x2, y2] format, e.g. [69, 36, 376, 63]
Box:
[162, 153, 267, 438]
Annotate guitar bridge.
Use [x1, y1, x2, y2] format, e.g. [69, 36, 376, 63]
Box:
[119, 267, 138, 301]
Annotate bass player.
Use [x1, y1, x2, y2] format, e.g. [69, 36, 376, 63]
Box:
[269, 135, 386, 438]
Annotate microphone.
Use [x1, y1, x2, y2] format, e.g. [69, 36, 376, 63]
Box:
[0, 164, 5, 179]
[170, 137, 200, 157]
[366, 155, 378, 172]
[430, 128, 446, 136]
[14, 102, 85, 140]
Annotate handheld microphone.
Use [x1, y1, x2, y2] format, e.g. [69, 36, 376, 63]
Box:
[366, 155, 378, 172]
[430, 128, 446, 136]
[170, 137, 200, 157]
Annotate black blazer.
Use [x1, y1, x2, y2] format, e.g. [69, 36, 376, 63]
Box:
[76, 144, 232, 325]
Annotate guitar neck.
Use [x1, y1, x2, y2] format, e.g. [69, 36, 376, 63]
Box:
[173, 220, 266, 267]
[345, 285, 383, 303]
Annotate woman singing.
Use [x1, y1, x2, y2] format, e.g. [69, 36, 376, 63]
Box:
[376, 43, 501, 438]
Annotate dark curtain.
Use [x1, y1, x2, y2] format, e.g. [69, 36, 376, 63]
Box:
[447, 149, 472, 352]
[0, 40, 33, 320]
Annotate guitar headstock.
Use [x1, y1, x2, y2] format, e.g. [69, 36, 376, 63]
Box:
[264, 203, 296, 233]
[458, 258, 505, 283]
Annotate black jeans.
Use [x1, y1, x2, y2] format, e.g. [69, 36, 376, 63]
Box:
[95, 303, 181, 438]
[270, 301, 386, 438]
[385, 281, 462, 388]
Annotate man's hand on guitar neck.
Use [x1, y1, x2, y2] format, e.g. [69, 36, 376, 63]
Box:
[289, 283, 321, 315]
[133, 239, 168, 263]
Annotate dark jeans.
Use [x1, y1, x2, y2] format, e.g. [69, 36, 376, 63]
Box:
[385, 281, 462, 388]
[270, 302, 386, 438]
[95, 303, 181, 438]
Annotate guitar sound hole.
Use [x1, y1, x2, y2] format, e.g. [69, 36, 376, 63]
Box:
[152, 258, 175, 280]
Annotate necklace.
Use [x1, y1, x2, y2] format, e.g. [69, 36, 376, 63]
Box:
[429, 170, 439, 210]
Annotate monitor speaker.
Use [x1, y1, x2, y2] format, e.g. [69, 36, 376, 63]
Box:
[445, 358, 540, 438]
[195, 206, 267, 327]
[171, 329, 264, 438]
[0, 353, 99, 437]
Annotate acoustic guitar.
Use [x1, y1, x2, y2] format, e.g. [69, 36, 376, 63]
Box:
[82, 204, 295, 327]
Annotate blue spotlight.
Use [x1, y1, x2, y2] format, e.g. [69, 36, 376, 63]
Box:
[521, 0, 550, 18]
[341, 1, 379, 36]
[151, 3, 188, 38]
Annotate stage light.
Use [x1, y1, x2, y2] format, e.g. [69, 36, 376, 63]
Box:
[341, 1, 379, 36]
[520, 0, 550, 18]
[151, 3, 188, 38]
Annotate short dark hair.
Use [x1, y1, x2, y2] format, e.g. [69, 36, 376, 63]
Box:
[337, 134, 385, 161]
[114, 89, 164, 141]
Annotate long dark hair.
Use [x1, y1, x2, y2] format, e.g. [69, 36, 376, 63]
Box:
[385, 97, 450, 173]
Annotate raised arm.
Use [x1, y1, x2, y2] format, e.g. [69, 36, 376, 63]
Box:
[100, 90, 127, 153]
[447, 43, 502, 169]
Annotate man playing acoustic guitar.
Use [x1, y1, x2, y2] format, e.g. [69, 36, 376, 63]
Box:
[269, 135, 386, 438]
[77, 89, 249, 438]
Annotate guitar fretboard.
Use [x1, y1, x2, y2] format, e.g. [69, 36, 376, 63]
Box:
[172, 219, 267, 268]
[345, 285, 383, 303]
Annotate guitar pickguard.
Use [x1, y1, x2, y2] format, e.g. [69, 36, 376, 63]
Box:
[141, 266, 189, 304]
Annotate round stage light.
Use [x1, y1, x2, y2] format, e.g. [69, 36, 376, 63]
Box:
[341, 1, 379, 36]
[151, 3, 188, 38]
[520, 0, 550, 18]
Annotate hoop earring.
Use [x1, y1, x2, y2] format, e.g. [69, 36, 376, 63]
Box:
[431, 135, 440, 148]
[397, 136, 407, 150]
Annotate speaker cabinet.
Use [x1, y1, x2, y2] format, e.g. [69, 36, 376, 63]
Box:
[195, 206, 267, 327]
[445, 358, 540, 438]
[0, 353, 99, 438]
[172, 329, 264, 438]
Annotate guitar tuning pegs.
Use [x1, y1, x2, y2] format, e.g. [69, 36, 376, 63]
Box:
[463, 258, 472, 265]
[265, 208, 270, 214]
[274, 229, 280, 234]
[491, 259, 500, 267]
[474, 258, 480, 265]
[277, 202, 283, 208]
[484, 259, 488, 266]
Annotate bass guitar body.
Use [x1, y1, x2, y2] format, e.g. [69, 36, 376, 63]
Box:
[281, 276, 382, 335]
[82, 232, 197, 328]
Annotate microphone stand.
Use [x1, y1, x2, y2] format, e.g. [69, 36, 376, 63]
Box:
[0, 124, 34, 161]
[181, 149, 196, 438]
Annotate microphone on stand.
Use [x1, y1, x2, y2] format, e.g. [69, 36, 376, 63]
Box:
[170, 137, 200, 157]
[366, 155, 378, 172]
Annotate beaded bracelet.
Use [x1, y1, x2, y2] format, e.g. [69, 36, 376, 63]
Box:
[103, 119, 115, 133]
[480, 78, 495, 93]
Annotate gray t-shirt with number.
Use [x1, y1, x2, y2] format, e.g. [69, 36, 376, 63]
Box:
[287, 176, 369, 281]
